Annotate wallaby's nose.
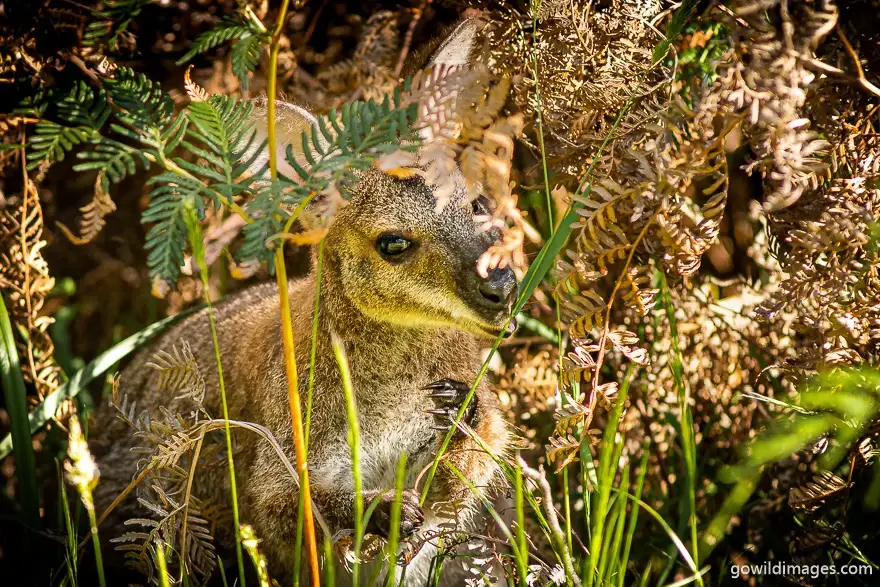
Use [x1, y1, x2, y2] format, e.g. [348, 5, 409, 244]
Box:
[478, 267, 517, 308]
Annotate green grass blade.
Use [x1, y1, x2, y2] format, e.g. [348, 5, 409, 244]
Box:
[603, 464, 630, 584]
[156, 541, 171, 587]
[58, 460, 78, 586]
[0, 291, 40, 525]
[384, 452, 408, 587]
[651, 0, 699, 64]
[323, 534, 337, 587]
[333, 333, 364, 585]
[586, 364, 636, 587]
[618, 441, 650, 587]
[656, 269, 702, 586]
[447, 462, 526, 567]
[217, 555, 229, 587]
[514, 464, 528, 587]
[697, 472, 760, 565]
[614, 489, 699, 575]
[184, 207, 246, 587]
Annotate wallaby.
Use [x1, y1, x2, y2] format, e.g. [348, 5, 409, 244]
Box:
[90, 19, 515, 586]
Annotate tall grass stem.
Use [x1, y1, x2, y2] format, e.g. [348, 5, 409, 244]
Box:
[85, 500, 105, 587]
[184, 208, 246, 586]
[514, 463, 529, 586]
[332, 334, 364, 585]
[265, 0, 322, 579]
[0, 292, 40, 525]
[384, 453, 408, 587]
[295, 239, 325, 585]
[657, 269, 702, 586]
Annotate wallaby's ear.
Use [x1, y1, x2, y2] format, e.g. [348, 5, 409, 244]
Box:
[241, 98, 335, 228]
[241, 98, 320, 180]
[427, 18, 483, 70]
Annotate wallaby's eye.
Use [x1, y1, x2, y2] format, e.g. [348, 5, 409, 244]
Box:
[471, 196, 491, 216]
[377, 234, 412, 259]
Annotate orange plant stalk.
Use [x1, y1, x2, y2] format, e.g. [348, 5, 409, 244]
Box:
[266, 0, 321, 584]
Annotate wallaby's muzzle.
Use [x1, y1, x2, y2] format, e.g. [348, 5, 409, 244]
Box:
[462, 264, 518, 337]
[477, 267, 517, 309]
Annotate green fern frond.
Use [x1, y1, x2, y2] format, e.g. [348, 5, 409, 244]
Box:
[177, 16, 264, 65]
[176, 15, 268, 88]
[142, 179, 206, 283]
[84, 0, 152, 51]
[237, 92, 420, 267]
[231, 35, 264, 90]
[57, 82, 112, 129]
[104, 68, 175, 135]
[139, 96, 258, 281]
[238, 181, 288, 266]
[26, 124, 98, 170]
[185, 96, 255, 180]
[25, 82, 114, 171]
[74, 140, 151, 190]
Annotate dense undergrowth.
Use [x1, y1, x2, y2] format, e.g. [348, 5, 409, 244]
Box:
[2, 0, 880, 586]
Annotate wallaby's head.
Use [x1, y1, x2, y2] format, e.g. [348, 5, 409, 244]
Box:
[246, 19, 518, 338]
[327, 167, 518, 338]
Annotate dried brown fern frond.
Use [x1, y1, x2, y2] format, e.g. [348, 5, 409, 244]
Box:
[0, 117, 29, 172]
[408, 61, 526, 273]
[57, 173, 118, 244]
[724, 0, 838, 213]
[0, 175, 61, 399]
[318, 10, 400, 102]
[546, 432, 585, 470]
[620, 265, 658, 317]
[110, 372, 225, 586]
[486, 0, 666, 183]
[112, 485, 218, 586]
[736, 0, 880, 388]
[553, 108, 736, 376]
[789, 471, 849, 513]
[146, 342, 208, 412]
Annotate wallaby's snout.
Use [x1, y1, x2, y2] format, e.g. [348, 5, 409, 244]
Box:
[460, 260, 518, 337]
[475, 267, 517, 310]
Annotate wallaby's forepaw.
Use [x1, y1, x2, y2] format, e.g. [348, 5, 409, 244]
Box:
[423, 379, 476, 436]
[367, 489, 424, 539]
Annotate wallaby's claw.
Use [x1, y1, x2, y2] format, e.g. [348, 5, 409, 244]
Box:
[421, 380, 463, 398]
[424, 379, 476, 436]
[427, 389, 458, 400]
[422, 379, 469, 402]
[367, 488, 424, 539]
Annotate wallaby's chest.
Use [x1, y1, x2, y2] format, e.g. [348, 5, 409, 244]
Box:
[296, 333, 480, 492]
[355, 380, 438, 490]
